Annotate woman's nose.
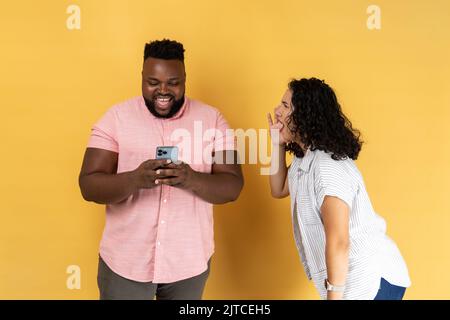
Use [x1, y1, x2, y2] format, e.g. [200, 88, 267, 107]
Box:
[274, 106, 282, 117]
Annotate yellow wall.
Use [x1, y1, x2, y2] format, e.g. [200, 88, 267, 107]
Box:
[1, 0, 449, 299]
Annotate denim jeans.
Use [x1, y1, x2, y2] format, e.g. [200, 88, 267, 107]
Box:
[373, 277, 406, 300]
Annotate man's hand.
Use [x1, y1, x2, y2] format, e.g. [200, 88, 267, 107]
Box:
[150, 150, 242, 204]
[132, 158, 174, 189]
[155, 161, 197, 189]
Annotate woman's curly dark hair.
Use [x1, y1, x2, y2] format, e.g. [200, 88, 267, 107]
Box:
[285, 78, 363, 160]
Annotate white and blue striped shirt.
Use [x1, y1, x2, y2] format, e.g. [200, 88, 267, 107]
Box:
[287, 149, 411, 300]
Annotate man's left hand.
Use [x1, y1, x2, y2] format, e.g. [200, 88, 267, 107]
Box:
[155, 162, 197, 189]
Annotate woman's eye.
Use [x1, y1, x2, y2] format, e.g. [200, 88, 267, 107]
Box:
[169, 82, 179, 86]
[148, 82, 158, 86]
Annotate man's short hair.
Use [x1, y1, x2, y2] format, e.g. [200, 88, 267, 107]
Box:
[144, 39, 185, 62]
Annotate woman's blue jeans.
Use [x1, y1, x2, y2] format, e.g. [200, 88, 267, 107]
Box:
[373, 278, 406, 300]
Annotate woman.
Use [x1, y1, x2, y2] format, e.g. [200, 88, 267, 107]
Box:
[268, 78, 411, 300]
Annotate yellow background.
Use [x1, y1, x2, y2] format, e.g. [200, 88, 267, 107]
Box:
[1, 0, 449, 299]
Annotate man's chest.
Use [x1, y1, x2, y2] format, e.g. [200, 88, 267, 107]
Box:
[115, 117, 216, 172]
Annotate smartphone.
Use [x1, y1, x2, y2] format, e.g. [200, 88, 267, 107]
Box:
[155, 146, 178, 176]
[155, 146, 178, 163]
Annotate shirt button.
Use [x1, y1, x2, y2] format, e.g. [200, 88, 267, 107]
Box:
[163, 199, 167, 203]
[161, 220, 165, 224]
[157, 241, 161, 246]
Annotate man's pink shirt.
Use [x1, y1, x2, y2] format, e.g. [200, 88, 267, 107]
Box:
[86, 96, 235, 283]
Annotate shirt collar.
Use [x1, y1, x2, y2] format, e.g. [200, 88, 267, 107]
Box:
[299, 148, 315, 173]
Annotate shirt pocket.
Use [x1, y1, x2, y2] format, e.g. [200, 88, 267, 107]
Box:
[295, 170, 323, 225]
[298, 193, 323, 225]
[117, 131, 157, 171]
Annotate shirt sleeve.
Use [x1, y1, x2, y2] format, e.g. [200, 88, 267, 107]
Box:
[314, 159, 357, 211]
[213, 111, 236, 152]
[86, 106, 119, 153]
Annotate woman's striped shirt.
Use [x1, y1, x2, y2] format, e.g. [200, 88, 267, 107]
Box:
[287, 149, 411, 300]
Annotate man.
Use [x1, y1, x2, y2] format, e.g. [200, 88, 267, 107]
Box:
[79, 39, 243, 300]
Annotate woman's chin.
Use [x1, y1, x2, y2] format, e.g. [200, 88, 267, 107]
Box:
[280, 132, 292, 144]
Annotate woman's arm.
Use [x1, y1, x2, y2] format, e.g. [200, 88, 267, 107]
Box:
[267, 113, 289, 198]
[321, 195, 350, 300]
[269, 144, 289, 198]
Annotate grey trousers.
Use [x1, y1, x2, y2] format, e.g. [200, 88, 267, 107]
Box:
[97, 255, 211, 300]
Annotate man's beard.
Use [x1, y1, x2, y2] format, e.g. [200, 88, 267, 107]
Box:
[143, 94, 185, 119]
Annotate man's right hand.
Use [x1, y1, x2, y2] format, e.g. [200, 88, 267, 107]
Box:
[132, 159, 173, 189]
